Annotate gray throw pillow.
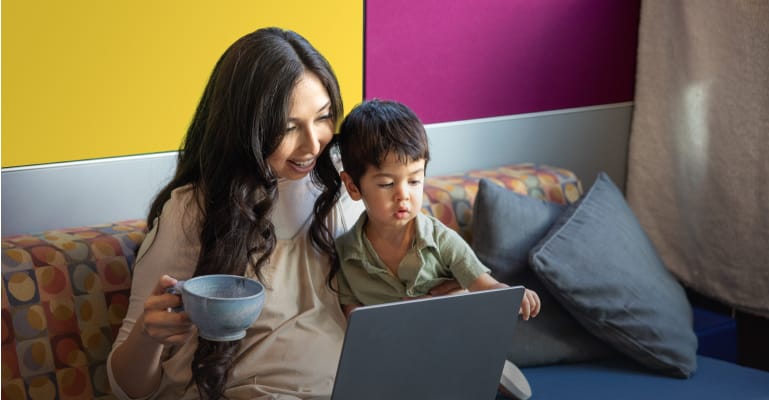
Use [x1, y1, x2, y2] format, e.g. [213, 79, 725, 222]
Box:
[472, 179, 613, 367]
[530, 172, 698, 378]
[472, 179, 566, 282]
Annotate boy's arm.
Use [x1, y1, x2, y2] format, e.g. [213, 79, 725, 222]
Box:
[435, 224, 493, 288]
[468, 273, 541, 320]
[468, 272, 508, 291]
[432, 216, 539, 318]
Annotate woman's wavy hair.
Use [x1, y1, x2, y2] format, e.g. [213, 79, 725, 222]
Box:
[145, 27, 343, 400]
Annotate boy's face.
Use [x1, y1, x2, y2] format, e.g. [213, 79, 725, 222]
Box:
[343, 153, 426, 230]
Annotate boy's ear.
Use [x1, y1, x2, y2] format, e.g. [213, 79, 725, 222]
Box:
[340, 171, 362, 201]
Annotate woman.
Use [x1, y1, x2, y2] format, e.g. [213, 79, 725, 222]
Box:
[107, 27, 363, 399]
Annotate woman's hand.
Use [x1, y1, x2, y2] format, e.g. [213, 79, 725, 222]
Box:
[402, 279, 467, 301]
[428, 279, 467, 296]
[110, 275, 193, 398]
[342, 303, 361, 319]
[140, 275, 194, 345]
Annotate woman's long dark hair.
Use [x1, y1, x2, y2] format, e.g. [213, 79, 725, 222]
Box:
[146, 27, 343, 400]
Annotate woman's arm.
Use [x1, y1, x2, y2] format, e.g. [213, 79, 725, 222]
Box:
[109, 276, 192, 398]
[107, 188, 200, 398]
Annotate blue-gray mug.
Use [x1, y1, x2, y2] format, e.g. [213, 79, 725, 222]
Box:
[167, 274, 265, 342]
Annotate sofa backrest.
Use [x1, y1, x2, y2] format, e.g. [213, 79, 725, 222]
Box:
[421, 163, 582, 241]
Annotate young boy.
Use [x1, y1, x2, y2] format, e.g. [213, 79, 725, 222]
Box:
[334, 99, 540, 399]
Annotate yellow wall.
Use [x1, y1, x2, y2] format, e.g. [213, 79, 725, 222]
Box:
[1, 0, 363, 167]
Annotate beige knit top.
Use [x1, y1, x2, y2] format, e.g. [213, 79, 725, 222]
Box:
[107, 176, 364, 399]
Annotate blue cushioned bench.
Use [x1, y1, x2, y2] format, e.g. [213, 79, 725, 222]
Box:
[522, 355, 769, 399]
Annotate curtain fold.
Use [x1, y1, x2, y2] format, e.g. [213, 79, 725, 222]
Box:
[627, 0, 769, 318]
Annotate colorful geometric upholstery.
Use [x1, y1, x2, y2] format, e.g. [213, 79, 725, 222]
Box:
[421, 163, 582, 241]
[2, 220, 146, 400]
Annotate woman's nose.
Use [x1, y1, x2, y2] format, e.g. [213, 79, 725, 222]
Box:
[301, 126, 322, 155]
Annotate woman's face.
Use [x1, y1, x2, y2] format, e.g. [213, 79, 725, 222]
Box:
[267, 71, 334, 180]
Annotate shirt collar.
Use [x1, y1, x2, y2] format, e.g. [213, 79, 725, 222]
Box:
[412, 212, 438, 251]
[343, 212, 438, 261]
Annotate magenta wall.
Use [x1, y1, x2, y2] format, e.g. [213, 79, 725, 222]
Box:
[365, 0, 641, 124]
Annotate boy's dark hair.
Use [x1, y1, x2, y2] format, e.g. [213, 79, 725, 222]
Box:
[337, 99, 430, 186]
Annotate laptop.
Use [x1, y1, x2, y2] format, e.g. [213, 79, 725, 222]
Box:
[327, 286, 525, 400]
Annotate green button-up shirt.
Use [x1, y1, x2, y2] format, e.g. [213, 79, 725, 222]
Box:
[335, 212, 490, 306]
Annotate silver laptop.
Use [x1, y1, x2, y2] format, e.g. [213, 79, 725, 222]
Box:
[328, 286, 525, 400]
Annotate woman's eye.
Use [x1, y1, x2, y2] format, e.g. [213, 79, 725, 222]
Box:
[285, 125, 297, 132]
[409, 180, 422, 186]
[317, 114, 332, 121]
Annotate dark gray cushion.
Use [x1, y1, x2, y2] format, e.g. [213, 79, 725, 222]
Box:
[472, 179, 566, 283]
[472, 179, 613, 367]
[530, 172, 698, 378]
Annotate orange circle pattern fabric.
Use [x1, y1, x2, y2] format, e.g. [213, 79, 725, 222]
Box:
[421, 163, 582, 242]
[2, 220, 146, 400]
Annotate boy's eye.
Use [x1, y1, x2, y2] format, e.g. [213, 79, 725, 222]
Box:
[409, 179, 422, 186]
[377, 182, 394, 188]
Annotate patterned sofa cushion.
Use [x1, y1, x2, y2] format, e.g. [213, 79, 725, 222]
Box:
[2, 220, 146, 400]
[421, 163, 582, 241]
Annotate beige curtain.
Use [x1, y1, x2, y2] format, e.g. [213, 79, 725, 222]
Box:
[627, 0, 769, 318]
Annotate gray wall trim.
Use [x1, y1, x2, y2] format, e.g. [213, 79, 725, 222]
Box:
[1, 102, 632, 235]
[2, 152, 177, 236]
[425, 102, 632, 190]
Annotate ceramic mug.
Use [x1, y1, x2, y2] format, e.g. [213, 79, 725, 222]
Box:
[167, 274, 265, 341]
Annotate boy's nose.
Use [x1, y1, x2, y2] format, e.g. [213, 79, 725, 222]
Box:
[395, 184, 410, 200]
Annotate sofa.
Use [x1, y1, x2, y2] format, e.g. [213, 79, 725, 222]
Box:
[2, 163, 768, 399]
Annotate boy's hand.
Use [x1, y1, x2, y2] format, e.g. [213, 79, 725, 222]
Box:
[519, 289, 541, 320]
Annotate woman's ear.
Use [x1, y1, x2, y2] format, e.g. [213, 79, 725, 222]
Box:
[340, 171, 362, 201]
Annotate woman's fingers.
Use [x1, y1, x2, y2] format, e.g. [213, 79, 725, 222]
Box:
[140, 275, 193, 345]
[152, 274, 179, 296]
[428, 279, 465, 296]
[141, 307, 193, 345]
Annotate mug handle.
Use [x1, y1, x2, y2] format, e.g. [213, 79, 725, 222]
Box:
[165, 281, 185, 312]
